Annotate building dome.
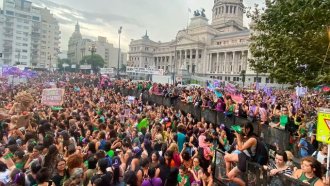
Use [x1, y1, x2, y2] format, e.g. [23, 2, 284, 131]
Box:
[211, 0, 244, 30]
[70, 22, 82, 40]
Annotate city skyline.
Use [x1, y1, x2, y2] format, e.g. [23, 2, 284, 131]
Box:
[0, 0, 264, 53]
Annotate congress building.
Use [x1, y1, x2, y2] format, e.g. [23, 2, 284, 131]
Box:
[128, 0, 271, 84]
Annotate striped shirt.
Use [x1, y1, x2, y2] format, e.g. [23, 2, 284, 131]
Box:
[268, 161, 293, 176]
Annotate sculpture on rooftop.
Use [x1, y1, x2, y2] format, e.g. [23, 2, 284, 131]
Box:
[194, 8, 206, 17]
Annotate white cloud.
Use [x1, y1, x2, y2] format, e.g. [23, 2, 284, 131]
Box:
[0, 0, 264, 53]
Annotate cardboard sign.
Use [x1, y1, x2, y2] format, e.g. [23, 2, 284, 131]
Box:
[41, 88, 65, 106]
[316, 108, 330, 144]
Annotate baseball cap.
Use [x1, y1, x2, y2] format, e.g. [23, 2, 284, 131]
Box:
[112, 156, 121, 168]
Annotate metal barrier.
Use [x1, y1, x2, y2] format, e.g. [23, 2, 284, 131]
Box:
[114, 86, 291, 151]
[213, 149, 309, 186]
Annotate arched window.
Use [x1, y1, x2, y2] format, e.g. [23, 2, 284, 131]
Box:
[226, 6, 228, 13]
[234, 6, 236, 14]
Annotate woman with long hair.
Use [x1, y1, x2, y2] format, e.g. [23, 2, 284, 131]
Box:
[52, 159, 69, 186]
[292, 156, 324, 186]
[43, 145, 61, 177]
[223, 122, 257, 186]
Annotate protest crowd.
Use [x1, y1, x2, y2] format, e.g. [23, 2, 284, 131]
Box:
[0, 71, 329, 186]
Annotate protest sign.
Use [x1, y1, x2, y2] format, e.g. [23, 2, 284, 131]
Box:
[41, 88, 65, 106]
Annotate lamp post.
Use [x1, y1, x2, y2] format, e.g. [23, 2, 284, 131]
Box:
[16, 50, 21, 65]
[89, 43, 97, 74]
[117, 26, 122, 79]
[47, 55, 52, 71]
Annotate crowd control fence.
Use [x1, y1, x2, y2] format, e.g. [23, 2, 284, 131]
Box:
[213, 149, 309, 186]
[115, 87, 291, 151]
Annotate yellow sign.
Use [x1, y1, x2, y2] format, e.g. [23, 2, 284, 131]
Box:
[316, 108, 330, 144]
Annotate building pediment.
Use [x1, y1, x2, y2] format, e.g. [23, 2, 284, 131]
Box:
[175, 31, 204, 46]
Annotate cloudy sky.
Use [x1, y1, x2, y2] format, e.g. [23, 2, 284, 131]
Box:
[1, 0, 264, 52]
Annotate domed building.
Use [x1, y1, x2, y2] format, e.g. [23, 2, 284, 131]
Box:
[128, 0, 269, 84]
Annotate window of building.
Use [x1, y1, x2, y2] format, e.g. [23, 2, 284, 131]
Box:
[6, 10, 14, 16]
[22, 43, 28, 47]
[234, 6, 236, 14]
[254, 77, 262, 83]
[22, 49, 27, 53]
[230, 6, 232, 13]
[226, 6, 228, 13]
[32, 16, 40, 21]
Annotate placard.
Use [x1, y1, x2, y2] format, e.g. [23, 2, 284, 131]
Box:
[316, 108, 330, 144]
[41, 88, 65, 106]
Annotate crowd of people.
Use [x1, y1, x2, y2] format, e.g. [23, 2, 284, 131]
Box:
[0, 72, 328, 186]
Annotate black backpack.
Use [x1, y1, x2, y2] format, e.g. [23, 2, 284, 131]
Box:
[251, 137, 269, 165]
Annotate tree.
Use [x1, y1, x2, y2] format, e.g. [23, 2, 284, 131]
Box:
[120, 64, 126, 72]
[57, 58, 71, 71]
[248, 0, 330, 87]
[80, 54, 105, 73]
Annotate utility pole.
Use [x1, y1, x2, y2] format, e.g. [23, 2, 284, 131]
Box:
[117, 26, 122, 79]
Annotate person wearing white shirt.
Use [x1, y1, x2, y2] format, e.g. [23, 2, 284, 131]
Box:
[312, 144, 328, 166]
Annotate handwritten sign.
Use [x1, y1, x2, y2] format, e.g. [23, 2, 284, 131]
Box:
[41, 88, 65, 106]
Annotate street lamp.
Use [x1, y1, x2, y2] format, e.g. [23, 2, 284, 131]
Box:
[89, 43, 97, 73]
[47, 55, 52, 71]
[89, 43, 96, 55]
[117, 26, 122, 79]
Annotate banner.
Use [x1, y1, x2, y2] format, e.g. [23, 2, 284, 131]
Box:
[41, 88, 65, 106]
[80, 65, 92, 69]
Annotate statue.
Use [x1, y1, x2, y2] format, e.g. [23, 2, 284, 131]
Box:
[194, 10, 200, 17]
[193, 9, 206, 17]
[201, 8, 206, 17]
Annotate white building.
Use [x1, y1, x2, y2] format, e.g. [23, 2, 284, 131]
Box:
[0, 11, 5, 65]
[1, 0, 60, 68]
[67, 23, 127, 69]
[37, 7, 61, 69]
[128, 0, 269, 84]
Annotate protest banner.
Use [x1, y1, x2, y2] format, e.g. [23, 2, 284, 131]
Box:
[41, 88, 65, 106]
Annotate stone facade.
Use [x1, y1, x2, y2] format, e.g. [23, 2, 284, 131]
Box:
[128, 0, 269, 83]
[67, 24, 127, 68]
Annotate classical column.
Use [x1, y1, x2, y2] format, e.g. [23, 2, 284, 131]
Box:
[216, 52, 219, 73]
[232, 51, 235, 74]
[195, 49, 199, 73]
[224, 52, 227, 73]
[189, 49, 193, 73]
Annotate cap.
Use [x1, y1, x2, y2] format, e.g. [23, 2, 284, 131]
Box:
[112, 156, 121, 168]
[132, 147, 141, 154]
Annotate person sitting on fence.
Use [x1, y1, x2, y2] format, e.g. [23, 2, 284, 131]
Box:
[223, 122, 257, 186]
[263, 150, 293, 185]
[292, 156, 324, 186]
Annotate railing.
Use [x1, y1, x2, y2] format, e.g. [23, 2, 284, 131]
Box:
[213, 149, 309, 186]
[114, 86, 292, 151]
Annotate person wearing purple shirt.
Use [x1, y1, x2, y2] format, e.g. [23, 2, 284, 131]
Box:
[141, 167, 163, 186]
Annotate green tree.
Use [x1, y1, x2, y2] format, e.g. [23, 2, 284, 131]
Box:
[248, 0, 330, 87]
[57, 58, 71, 71]
[120, 64, 126, 72]
[80, 54, 105, 73]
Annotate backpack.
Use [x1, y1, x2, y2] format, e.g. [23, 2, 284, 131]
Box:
[302, 138, 315, 155]
[251, 137, 269, 165]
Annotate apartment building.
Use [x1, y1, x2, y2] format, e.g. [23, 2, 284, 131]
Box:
[1, 0, 60, 68]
